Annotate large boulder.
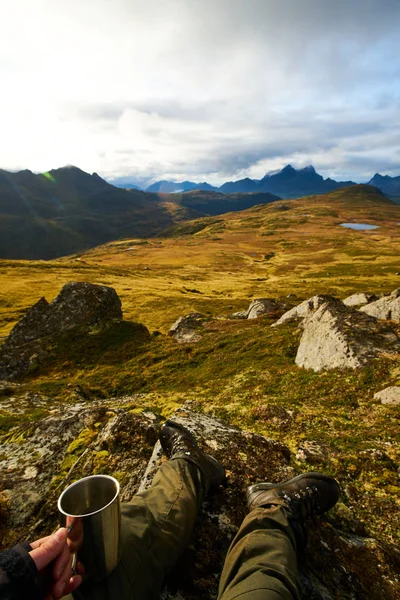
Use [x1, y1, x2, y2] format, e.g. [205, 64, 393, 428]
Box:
[271, 295, 339, 327]
[296, 301, 400, 371]
[343, 292, 378, 307]
[359, 288, 400, 322]
[168, 313, 206, 343]
[1, 399, 399, 599]
[232, 298, 286, 320]
[2, 282, 122, 350]
[0, 283, 141, 380]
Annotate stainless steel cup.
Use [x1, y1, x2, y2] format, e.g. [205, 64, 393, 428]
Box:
[58, 475, 121, 581]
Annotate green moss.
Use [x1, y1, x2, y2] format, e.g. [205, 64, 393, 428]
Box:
[66, 428, 97, 454]
[92, 450, 110, 473]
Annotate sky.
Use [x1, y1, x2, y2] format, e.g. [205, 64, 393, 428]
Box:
[1, 0, 400, 187]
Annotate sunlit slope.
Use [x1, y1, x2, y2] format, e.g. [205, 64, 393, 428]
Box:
[1, 184, 400, 336]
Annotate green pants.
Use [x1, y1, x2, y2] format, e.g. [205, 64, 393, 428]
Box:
[74, 458, 302, 600]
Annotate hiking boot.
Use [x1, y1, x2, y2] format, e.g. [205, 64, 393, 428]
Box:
[160, 420, 225, 493]
[246, 472, 340, 522]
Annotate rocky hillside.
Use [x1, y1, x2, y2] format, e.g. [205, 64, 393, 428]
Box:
[0, 283, 399, 599]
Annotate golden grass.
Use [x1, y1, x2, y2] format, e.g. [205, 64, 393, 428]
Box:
[1, 188, 400, 337]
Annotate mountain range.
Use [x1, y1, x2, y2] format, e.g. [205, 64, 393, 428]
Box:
[115, 164, 400, 200]
[0, 166, 280, 259]
[2, 163, 400, 260]
[123, 164, 355, 197]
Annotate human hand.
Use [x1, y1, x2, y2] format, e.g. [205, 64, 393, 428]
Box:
[29, 528, 82, 599]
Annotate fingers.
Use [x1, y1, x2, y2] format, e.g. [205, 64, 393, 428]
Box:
[64, 575, 82, 596]
[52, 549, 74, 598]
[52, 543, 71, 581]
[52, 574, 82, 599]
[30, 528, 68, 572]
[29, 535, 51, 550]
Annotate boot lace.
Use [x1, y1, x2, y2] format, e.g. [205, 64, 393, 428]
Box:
[281, 486, 321, 520]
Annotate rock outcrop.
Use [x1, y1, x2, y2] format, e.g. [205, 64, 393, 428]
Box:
[0, 282, 146, 380]
[1, 398, 399, 599]
[232, 298, 286, 320]
[2, 282, 122, 350]
[374, 386, 400, 405]
[168, 313, 206, 343]
[296, 301, 400, 371]
[343, 292, 378, 307]
[359, 288, 400, 322]
[271, 295, 339, 327]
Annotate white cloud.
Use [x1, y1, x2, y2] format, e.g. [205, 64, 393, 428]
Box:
[1, 0, 400, 183]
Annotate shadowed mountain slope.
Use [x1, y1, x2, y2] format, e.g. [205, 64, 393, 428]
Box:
[160, 189, 280, 218]
[0, 166, 174, 259]
[0, 168, 280, 259]
[368, 173, 400, 203]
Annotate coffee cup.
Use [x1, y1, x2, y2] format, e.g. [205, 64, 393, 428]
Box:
[58, 475, 121, 581]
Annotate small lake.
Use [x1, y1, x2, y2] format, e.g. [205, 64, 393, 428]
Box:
[340, 223, 380, 231]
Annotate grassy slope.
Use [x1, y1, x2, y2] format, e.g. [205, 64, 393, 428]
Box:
[1, 184, 400, 545]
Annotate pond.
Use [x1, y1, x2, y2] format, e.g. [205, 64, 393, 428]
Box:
[340, 223, 380, 230]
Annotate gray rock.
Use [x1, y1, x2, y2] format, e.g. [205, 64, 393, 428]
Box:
[296, 440, 329, 464]
[296, 301, 400, 371]
[374, 386, 400, 406]
[0, 283, 140, 381]
[359, 288, 400, 322]
[343, 293, 378, 307]
[232, 298, 286, 320]
[2, 282, 122, 351]
[271, 295, 339, 327]
[168, 313, 206, 343]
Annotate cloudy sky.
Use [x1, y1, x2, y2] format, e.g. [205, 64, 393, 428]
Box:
[1, 0, 400, 186]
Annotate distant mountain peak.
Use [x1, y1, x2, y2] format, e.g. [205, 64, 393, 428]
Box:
[301, 165, 316, 173]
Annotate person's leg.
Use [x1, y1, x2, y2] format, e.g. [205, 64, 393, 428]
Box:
[74, 458, 204, 600]
[217, 472, 340, 600]
[217, 506, 301, 600]
[74, 420, 225, 600]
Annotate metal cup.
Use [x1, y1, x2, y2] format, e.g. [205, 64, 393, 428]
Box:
[58, 475, 121, 581]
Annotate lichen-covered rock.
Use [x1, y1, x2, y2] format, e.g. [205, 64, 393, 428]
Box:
[168, 313, 206, 343]
[271, 295, 339, 327]
[0, 395, 161, 546]
[1, 399, 399, 599]
[374, 386, 400, 406]
[343, 292, 378, 307]
[3, 282, 122, 350]
[359, 288, 400, 322]
[232, 298, 287, 320]
[296, 440, 329, 464]
[296, 301, 400, 371]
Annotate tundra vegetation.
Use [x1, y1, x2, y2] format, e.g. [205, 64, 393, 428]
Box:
[0, 185, 399, 597]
